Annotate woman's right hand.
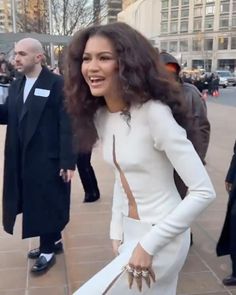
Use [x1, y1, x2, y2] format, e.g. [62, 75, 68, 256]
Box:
[112, 239, 122, 256]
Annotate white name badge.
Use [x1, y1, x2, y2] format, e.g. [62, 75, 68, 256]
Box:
[34, 88, 50, 97]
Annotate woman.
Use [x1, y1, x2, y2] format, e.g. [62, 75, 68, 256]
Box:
[65, 22, 215, 295]
[217, 141, 236, 286]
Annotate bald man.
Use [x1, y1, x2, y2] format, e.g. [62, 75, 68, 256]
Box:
[0, 38, 75, 274]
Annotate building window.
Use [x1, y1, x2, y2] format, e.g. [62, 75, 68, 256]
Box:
[194, 18, 202, 31]
[171, 10, 178, 18]
[180, 40, 188, 51]
[218, 59, 236, 71]
[162, 11, 168, 20]
[171, 0, 179, 7]
[218, 37, 228, 50]
[204, 39, 213, 50]
[232, 15, 236, 27]
[161, 22, 168, 33]
[192, 39, 202, 51]
[205, 18, 214, 30]
[181, 9, 189, 17]
[169, 41, 178, 52]
[231, 37, 236, 49]
[206, 0, 214, 2]
[162, 0, 169, 8]
[220, 3, 230, 13]
[192, 60, 204, 69]
[219, 17, 229, 28]
[170, 22, 178, 33]
[180, 21, 188, 32]
[194, 7, 202, 17]
[181, 0, 189, 5]
[233, 2, 236, 12]
[194, 0, 202, 3]
[160, 41, 168, 51]
[205, 5, 215, 15]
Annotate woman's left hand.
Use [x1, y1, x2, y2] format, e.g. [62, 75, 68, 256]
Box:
[129, 243, 153, 270]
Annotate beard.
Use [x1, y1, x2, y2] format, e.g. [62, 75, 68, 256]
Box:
[17, 63, 36, 75]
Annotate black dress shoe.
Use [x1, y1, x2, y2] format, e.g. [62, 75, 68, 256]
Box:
[31, 254, 56, 273]
[222, 275, 236, 286]
[83, 192, 100, 203]
[28, 241, 63, 259]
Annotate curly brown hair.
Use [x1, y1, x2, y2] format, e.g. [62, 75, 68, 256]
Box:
[64, 22, 187, 152]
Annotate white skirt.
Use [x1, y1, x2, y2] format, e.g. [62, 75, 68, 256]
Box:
[73, 216, 190, 295]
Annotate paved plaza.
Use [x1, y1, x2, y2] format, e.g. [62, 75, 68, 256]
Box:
[0, 99, 236, 295]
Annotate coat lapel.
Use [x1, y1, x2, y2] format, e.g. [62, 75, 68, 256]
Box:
[15, 77, 25, 121]
[23, 67, 55, 148]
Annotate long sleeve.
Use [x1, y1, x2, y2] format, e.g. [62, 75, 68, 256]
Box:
[198, 98, 210, 160]
[184, 83, 210, 161]
[139, 101, 215, 255]
[110, 179, 124, 241]
[57, 78, 76, 170]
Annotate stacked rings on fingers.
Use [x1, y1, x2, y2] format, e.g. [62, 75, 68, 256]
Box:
[142, 270, 149, 277]
[126, 265, 134, 273]
[133, 269, 142, 277]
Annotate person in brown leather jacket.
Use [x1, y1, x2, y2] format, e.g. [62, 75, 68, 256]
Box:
[160, 52, 211, 199]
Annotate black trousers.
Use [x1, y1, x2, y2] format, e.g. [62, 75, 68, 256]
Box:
[231, 254, 236, 276]
[77, 152, 99, 196]
[40, 232, 61, 254]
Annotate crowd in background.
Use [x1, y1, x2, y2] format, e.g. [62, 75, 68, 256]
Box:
[181, 72, 220, 97]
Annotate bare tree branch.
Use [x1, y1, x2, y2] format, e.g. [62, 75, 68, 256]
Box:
[15, 0, 108, 35]
[16, 0, 48, 33]
[51, 0, 108, 36]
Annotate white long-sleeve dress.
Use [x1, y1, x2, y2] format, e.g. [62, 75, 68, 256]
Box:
[73, 100, 215, 295]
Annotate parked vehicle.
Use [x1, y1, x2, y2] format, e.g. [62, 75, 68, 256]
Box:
[216, 70, 236, 87]
[231, 72, 236, 86]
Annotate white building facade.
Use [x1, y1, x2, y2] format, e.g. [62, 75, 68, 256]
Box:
[119, 0, 236, 72]
[101, 0, 123, 24]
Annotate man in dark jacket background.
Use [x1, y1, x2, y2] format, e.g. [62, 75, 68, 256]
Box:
[0, 38, 75, 273]
[160, 52, 211, 198]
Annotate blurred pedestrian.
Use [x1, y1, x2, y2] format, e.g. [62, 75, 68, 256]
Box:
[65, 22, 215, 295]
[77, 152, 100, 202]
[217, 140, 236, 286]
[212, 74, 220, 97]
[0, 38, 75, 274]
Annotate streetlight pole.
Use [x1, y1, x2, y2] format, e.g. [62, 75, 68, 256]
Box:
[11, 0, 16, 33]
[48, 0, 55, 67]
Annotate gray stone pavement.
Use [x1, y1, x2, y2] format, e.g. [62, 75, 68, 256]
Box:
[0, 100, 236, 295]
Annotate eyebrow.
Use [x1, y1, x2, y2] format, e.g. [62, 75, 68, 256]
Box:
[14, 50, 27, 55]
[83, 51, 113, 55]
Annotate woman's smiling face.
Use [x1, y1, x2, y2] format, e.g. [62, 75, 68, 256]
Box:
[81, 35, 120, 100]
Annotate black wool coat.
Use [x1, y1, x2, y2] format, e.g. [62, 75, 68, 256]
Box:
[217, 141, 236, 256]
[0, 67, 75, 238]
